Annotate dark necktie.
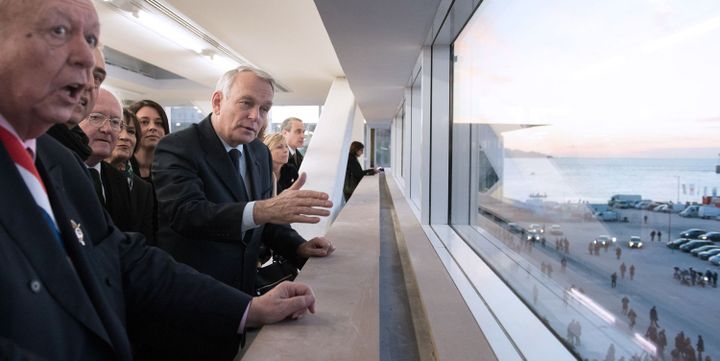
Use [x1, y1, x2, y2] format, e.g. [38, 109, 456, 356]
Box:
[88, 168, 105, 204]
[228, 149, 249, 199]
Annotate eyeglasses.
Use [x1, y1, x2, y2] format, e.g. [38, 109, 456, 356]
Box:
[85, 112, 125, 132]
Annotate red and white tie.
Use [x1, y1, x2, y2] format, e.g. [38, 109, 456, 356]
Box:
[0, 126, 61, 238]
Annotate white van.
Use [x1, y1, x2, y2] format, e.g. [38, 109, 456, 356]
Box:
[680, 205, 699, 217]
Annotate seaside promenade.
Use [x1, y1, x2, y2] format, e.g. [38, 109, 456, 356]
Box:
[472, 198, 719, 360]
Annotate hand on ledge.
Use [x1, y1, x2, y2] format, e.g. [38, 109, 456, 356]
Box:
[254, 172, 333, 224]
[297, 236, 335, 258]
[246, 281, 316, 328]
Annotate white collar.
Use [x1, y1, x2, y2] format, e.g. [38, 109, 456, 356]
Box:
[0, 114, 38, 160]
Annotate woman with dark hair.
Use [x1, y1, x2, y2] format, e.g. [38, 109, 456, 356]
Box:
[105, 108, 157, 244]
[128, 99, 170, 182]
[344, 141, 378, 201]
[107, 109, 141, 183]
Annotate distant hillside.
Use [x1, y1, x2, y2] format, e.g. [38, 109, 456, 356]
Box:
[505, 149, 553, 158]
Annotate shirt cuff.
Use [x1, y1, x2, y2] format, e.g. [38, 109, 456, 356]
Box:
[238, 299, 252, 334]
[242, 201, 260, 232]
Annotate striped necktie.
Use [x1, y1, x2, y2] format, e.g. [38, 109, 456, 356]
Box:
[0, 127, 62, 242]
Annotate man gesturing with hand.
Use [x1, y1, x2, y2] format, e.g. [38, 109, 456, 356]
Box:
[152, 66, 334, 360]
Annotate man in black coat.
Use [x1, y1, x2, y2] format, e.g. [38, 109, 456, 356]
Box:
[277, 117, 306, 193]
[79, 89, 136, 232]
[152, 67, 335, 359]
[0, 1, 317, 359]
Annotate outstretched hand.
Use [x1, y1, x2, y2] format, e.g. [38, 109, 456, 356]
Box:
[253, 172, 333, 225]
[246, 281, 316, 328]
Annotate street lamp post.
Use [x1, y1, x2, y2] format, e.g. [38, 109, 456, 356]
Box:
[669, 176, 680, 242]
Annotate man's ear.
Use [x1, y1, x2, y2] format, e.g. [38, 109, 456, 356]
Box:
[211, 91, 223, 115]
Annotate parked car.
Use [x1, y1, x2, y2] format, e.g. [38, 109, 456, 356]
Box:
[709, 254, 720, 266]
[679, 228, 707, 239]
[593, 235, 616, 247]
[526, 229, 543, 242]
[507, 223, 525, 234]
[627, 236, 643, 249]
[680, 205, 700, 217]
[528, 224, 544, 234]
[596, 211, 620, 222]
[549, 224, 563, 235]
[613, 200, 631, 209]
[690, 245, 720, 256]
[699, 248, 720, 260]
[698, 232, 720, 242]
[667, 238, 692, 249]
[679, 240, 714, 252]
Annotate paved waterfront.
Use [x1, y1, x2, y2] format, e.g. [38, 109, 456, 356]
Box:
[474, 200, 720, 361]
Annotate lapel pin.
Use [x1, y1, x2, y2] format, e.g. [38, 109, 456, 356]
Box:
[70, 220, 85, 246]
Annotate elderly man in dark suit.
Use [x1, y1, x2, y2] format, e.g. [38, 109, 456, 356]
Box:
[0, 1, 318, 360]
[152, 66, 335, 360]
[78, 88, 137, 234]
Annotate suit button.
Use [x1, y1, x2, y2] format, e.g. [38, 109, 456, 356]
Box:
[29, 280, 42, 293]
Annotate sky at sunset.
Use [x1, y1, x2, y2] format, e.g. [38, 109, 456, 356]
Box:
[453, 0, 720, 158]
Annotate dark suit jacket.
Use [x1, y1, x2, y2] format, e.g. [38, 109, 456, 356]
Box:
[151, 115, 305, 360]
[100, 162, 132, 229]
[289, 148, 303, 169]
[0, 135, 250, 361]
[278, 149, 303, 194]
[277, 163, 296, 194]
[154, 115, 306, 291]
[99, 162, 156, 245]
[128, 175, 156, 245]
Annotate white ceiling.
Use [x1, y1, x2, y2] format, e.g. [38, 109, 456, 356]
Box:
[95, 0, 441, 125]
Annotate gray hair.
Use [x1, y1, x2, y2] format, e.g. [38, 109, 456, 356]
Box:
[215, 66, 276, 99]
[280, 117, 303, 132]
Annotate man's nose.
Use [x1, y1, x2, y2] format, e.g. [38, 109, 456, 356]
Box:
[248, 106, 260, 120]
[68, 33, 95, 76]
[99, 122, 113, 133]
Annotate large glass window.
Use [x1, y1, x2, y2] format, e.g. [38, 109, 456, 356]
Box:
[451, 1, 720, 360]
[375, 127, 391, 168]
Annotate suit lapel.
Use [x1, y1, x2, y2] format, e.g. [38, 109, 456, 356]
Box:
[198, 117, 246, 201]
[0, 145, 112, 346]
[40, 142, 132, 359]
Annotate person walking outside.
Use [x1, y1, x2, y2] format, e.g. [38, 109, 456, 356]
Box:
[650, 305, 659, 327]
[629, 264, 636, 280]
[651, 230, 656, 242]
[697, 335, 704, 361]
[616, 246, 622, 260]
[620, 262, 627, 279]
[627, 308, 637, 329]
[621, 296, 629, 315]
[657, 329, 668, 360]
[611, 272, 618, 288]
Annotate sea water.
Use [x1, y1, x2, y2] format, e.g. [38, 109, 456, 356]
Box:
[502, 158, 719, 204]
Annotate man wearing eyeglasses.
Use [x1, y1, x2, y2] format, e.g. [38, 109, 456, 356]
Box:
[78, 88, 135, 233]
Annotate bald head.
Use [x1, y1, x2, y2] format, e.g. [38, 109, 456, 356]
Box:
[0, 0, 99, 140]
